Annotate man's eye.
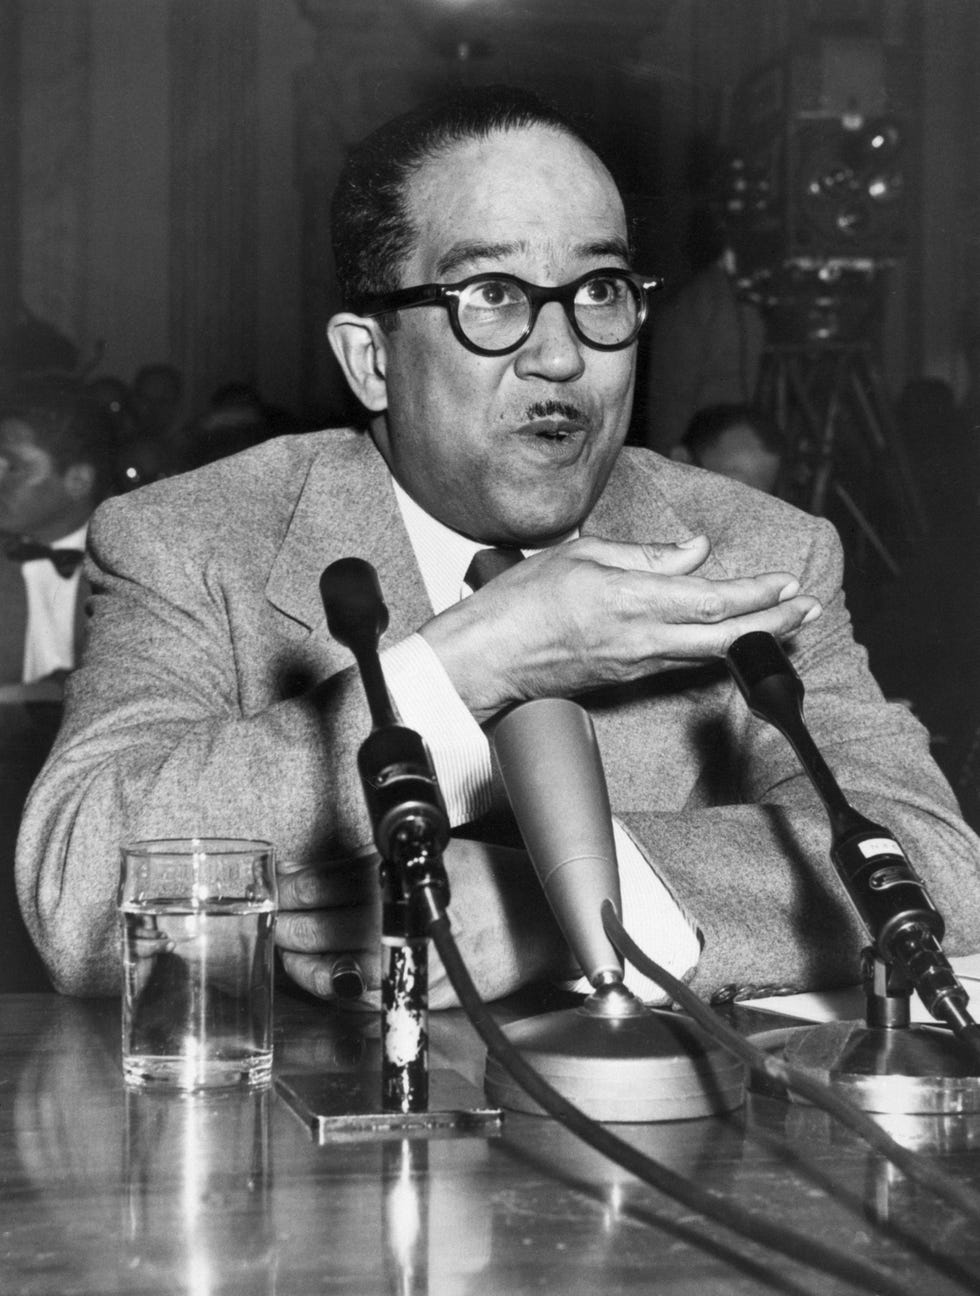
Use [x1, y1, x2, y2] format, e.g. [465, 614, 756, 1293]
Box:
[468, 281, 521, 309]
[579, 277, 622, 306]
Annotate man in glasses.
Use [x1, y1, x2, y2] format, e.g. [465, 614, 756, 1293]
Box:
[18, 87, 980, 1005]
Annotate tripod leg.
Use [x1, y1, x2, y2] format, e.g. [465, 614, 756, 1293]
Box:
[831, 480, 901, 577]
[809, 351, 849, 517]
[850, 353, 929, 537]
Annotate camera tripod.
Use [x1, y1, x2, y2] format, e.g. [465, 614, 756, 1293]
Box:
[756, 340, 928, 576]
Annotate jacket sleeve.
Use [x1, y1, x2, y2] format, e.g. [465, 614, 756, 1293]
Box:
[619, 517, 980, 999]
[15, 497, 379, 996]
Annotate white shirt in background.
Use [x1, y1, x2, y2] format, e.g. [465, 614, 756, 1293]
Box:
[21, 524, 88, 685]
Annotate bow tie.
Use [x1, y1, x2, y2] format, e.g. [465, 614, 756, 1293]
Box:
[5, 540, 85, 578]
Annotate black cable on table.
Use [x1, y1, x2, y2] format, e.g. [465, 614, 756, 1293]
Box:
[602, 901, 980, 1234]
[422, 896, 935, 1296]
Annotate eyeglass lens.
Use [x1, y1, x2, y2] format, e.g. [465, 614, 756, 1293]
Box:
[456, 274, 640, 351]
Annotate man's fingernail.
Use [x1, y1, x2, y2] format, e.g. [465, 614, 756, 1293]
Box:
[330, 956, 365, 1000]
[802, 603, 821, 624]
[778, 580, 800, 601]
[677, 534, 704, 549]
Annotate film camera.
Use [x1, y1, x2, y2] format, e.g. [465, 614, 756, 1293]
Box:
[719, 36, 911, 343]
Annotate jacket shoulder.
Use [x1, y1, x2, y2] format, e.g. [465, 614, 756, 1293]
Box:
[89, 428, 367, 562]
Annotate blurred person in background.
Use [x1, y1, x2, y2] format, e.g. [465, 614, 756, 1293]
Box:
[183, 381, 304, 469]
[0, 380, 116, 990]
[0, 380, 115, 693]
[641, 208, 766, 457]
[671, 402, 784, 494]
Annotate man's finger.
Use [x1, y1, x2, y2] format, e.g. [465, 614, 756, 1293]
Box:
[275, 905, 378, 953]
[640, 571, 811, 626]
[650, 595, 821, 662]
[275, 860, 373, 910]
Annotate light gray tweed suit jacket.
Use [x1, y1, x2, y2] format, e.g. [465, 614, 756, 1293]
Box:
[16, 429, 980, 997]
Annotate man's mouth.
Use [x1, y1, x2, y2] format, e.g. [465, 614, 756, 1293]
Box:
[518, 401, 590, 442]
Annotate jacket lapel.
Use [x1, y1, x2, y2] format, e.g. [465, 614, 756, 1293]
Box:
[264, 431, 433, 645]
[585, 452, 730, 581]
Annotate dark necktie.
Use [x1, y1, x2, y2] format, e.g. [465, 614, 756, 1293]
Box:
[464, 546, 524, 591]
[4, 540, 85, 578]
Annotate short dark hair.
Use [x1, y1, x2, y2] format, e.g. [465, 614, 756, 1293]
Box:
[331, 85, 605, 311]
[682, 403, 785, 465]
[0, 379, 117, 501]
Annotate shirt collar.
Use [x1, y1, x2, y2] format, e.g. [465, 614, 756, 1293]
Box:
[390, 476, 575, 614]
[50, 523, 88, 550]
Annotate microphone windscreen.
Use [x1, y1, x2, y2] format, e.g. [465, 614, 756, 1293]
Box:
[492, 698, 623, 986]
[319, 558, 389, 655]
[726, 630, 803, 721]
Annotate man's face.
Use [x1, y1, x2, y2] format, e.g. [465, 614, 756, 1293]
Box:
[0, 418, 80, 541]
[370, 126, 637, 546]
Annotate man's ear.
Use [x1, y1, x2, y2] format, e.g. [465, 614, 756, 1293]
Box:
[327, 314, 389, 412]
[669, 444, 693, 465]
[63, 462, 96, 501]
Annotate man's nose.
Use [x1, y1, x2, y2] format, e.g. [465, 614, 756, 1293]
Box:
[513, 301, 586, 382]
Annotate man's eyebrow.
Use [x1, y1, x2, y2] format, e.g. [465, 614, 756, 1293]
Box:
[433, 237, 632, 281]
[434, 242, 521, 279]
[581, 237, 632, 263]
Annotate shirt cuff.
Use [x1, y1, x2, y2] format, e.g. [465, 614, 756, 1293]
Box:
[381, 633, 492, 827]
[563, 817, 702, 1005]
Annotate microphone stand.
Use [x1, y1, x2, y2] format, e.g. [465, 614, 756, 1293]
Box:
[727, 631, 980, 1115]
[275, 558, 501, 1141]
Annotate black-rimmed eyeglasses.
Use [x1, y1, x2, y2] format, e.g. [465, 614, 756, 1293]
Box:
[356, 268, 663, 356]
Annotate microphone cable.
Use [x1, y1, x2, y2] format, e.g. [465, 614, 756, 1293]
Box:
[602, 901, 980, 1234]
[417, 887, 953, 1296]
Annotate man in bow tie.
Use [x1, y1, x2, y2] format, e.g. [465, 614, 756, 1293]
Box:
[17, 87, 980, 1006]
[0, 382, 113, 694]
[1, 381, 114, 989]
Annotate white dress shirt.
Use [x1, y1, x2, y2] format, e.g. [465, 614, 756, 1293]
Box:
[379, 479, 701, 1004]
[20, 524, 87, 684]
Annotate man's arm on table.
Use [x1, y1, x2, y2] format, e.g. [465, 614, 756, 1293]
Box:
[15, 498, 384, 996]
[617, 525, 980, 1000]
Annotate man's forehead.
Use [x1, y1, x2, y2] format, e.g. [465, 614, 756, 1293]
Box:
[404, 126, 627, 277]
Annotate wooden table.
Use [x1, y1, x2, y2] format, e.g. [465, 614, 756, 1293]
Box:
[2, 991, 980, 1295]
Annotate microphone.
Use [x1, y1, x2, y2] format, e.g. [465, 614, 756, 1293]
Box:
[320, 558, 396, 729]
[726, 631, 972, 1032]
[319, 558, 449, 865]
[486, 697, 745, 1122]
[491, 698, 624, 988]
[312, 558, 456, 1123]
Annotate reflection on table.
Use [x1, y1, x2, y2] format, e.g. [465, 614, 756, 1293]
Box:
[2, 992, 980, 1295]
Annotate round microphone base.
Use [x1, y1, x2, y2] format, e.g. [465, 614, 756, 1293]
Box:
[483, 1004, 746, 1122]
[751, 1020, 980, 1114]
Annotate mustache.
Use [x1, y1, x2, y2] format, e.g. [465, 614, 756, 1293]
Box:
[522, 400, 588, 423]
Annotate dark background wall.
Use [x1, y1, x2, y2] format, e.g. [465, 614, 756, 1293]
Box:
[3, 0, 979, 427]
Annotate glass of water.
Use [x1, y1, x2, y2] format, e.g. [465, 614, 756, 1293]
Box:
[118, 838, 277, 1090]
